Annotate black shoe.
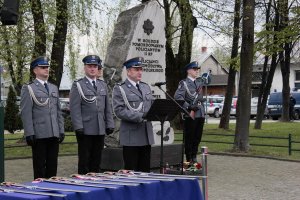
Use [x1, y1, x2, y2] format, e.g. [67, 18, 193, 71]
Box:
[186, 155, 191, 162]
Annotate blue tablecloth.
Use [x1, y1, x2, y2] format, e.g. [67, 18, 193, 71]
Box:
[0, 177, 202, 200]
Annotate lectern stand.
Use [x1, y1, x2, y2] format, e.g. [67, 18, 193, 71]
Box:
[145, 99, 184, 173]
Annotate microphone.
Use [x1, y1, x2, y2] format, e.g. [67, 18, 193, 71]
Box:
[151, 82, 166, 87]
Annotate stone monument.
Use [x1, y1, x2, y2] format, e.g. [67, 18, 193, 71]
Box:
[104, 0, 175, 147]
[101, 1, 182, 170]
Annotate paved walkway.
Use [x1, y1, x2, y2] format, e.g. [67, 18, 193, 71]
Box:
[208, 155, 300, 200]
[4, 155, 300, 200]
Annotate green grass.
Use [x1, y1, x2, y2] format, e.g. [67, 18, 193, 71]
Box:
[174, 122, 300, 160]
[3, 122, 300, 160]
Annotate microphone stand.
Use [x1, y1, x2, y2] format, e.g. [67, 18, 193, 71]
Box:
[156, 85, 190, 175]
[200, 71, 210, 124]
[156, 85, 190, 117]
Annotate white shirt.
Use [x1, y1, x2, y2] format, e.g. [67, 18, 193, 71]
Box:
[187, 76, 196, 82]
[36, 78, 48, 85]
[127, 77, 140, 89]
[85, 76, 97, 86]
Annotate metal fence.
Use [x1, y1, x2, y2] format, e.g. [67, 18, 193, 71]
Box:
[4, 133, 300, 156]
[175, 133, 300, 155]
[4, 134, 77, 149]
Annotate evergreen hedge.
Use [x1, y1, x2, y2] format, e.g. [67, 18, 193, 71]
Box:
[4, 85, 22, 133]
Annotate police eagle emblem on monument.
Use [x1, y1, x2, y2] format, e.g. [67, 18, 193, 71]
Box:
[143, 19, 154, 35]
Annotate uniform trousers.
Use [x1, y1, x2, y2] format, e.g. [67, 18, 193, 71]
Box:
[31, 137, 59, 179]
[123, 145, 151, 172]
[183, 117, 205, 161]
[76, 134, 104, 174]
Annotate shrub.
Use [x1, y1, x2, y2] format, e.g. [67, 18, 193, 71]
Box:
[64, 115, 73, 132]
[4, 85, 20, 133]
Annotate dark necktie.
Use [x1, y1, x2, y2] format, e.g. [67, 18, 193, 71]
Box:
[136, 83, 142, 95]
[92, 80, 97, 90]
[194, 80, 199, 92]
[194, 80, 197, 87]
[44, 82, 49, 93]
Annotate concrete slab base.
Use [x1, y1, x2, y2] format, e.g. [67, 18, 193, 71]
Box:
[101, 144, 183, 170]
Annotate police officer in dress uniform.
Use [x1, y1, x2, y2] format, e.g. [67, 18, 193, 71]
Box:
[69, 55, 114, 174]
[112, 57, 155, 172]
[20, 56, 64, 179]
[289, 94, 296, 120]
[174, 61, 205, 163]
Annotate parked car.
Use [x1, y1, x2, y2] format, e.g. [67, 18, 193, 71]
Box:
[59, 98, 70, 117]
[0, 96, 7, 106]
[219, 97, 238, 117]
[1, 96, 21, 109]
[203, 95, 225, 118]
[250, 97, 269, 119]
[268, 92, 300, 120]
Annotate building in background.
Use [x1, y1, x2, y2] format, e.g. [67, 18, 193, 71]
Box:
[192, 47, 237, 96]
[252, 62, 300, 97]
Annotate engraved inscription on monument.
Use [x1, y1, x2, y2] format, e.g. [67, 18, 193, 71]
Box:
[105, 1, 174, 145]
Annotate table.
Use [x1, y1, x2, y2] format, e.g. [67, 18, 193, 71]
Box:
[0, 176, 203, 200]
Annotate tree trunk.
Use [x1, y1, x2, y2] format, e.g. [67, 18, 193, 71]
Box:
[278, 0, 290, 122]
[255, 2, 280, 127]
[255, 0, 272, 129]
[15, 13, 24, 95]
[1, 16, 24, 96]
[280, 49, 291, 121]
[163, 0, 179, 97]
[219, 0, 240, 130]
[49, 0, 68, 86]
[165, 0, 197, 97]
[255, 55, 268, 128]
[256, 51, 279, 127]
[2, 27, 17, 90]
[219, 68, 237, 130]
[234, 0, 255, 152]
[163, 0, 196, 129]
[30, 0, 46, 58]
[176, 1, 197, 75]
